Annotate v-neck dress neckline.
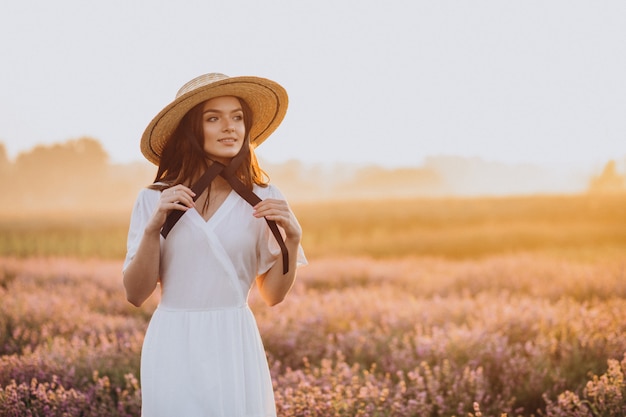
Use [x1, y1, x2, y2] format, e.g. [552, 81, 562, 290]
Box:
[190, 189, 237, 228]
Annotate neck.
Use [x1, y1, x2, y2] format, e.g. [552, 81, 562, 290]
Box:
[211, 175, 231, 192]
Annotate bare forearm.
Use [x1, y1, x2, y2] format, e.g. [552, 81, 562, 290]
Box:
[123, 227, 161, 306]
[257, 238, 300, 306]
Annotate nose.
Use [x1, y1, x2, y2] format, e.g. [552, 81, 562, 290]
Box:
[223, 122, 235, 133]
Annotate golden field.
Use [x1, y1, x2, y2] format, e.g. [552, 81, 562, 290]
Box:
[2, 193, 625, 261]
[1, 193, 626, 416]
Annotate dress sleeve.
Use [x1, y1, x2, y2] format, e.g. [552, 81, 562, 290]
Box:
[256, 185, 308, 276]
[123, 188, 159, 273]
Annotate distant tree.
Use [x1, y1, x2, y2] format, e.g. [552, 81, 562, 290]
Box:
[0, 142, 10, 173]
[0, 137, 157, 216]
[15, 137, 108, 174]
[0, 143, 11, 209]
[588, 160, 625, 194]
[13, 137, 110, 210]
[334, 165, 443, 198]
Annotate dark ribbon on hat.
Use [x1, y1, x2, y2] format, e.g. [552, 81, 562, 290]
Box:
[160, 139, 289, 274]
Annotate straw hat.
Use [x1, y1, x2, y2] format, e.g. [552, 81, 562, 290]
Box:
[141, 72, 288, 165]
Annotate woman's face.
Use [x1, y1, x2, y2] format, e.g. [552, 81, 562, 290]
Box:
[201, 96, 246, 164]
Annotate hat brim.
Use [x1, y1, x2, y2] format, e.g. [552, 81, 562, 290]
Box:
[141, 76, 288, 165]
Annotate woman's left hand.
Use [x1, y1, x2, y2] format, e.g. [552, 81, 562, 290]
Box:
[253, 198, 302, 241]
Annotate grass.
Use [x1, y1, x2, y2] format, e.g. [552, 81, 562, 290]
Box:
[295, 193, 626, 259]
[2, 193, 624, 261]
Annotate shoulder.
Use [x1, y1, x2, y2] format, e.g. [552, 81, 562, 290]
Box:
[128, 187, 161, 227]
[138, 186, 161, 199]
[253, 183, 286, 201]
[133, 186, 161, 208]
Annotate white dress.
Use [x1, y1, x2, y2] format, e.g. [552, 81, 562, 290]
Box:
[123, 184, 306, 417]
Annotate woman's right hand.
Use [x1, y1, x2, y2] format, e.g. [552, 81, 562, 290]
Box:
[145, 185, 196, 233]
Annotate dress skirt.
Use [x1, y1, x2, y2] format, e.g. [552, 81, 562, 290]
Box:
[140, 305, 277, 417]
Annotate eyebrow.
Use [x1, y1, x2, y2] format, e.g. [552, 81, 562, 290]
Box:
[202, 107, 243, 115]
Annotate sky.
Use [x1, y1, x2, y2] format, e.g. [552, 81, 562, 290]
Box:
[1, 0, 625, 171]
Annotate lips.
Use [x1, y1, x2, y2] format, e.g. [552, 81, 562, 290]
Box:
[218, 137, 237, 143]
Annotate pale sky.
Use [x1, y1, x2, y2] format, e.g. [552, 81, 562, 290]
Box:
[1, 0, 625, 170]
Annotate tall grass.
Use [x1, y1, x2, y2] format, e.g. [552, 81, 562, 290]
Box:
[2, 194, 626, 260]
[296, 194, 626, 259]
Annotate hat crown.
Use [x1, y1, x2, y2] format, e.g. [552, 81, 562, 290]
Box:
[175, 73, 230, 98]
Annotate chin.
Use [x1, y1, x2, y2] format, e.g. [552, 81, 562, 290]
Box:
[209, 153, 239, 165]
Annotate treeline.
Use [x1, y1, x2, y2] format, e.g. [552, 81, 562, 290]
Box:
[0, 138, 449, 215]
[0, 137, 624, 217]
[588, 160, 626, 194]
[0, 138, 154, 217]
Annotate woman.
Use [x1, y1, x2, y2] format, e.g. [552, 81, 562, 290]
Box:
[123, 72, 306, 417]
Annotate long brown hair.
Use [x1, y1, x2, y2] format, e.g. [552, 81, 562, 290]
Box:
[148, 98, 269, 207]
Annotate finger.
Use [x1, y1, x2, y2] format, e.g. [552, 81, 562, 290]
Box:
[172, 194, 195, 208]
[264, 213, 289, 224]
[169, 202, 193, 211]
[265, 213, 302, 239]
[166, 186, 196, 199]
[158, 200, 190, 211]
[264, 206, 295, 221]
[164, 187, 195, 207]
[253, 198, 285, 208]
[253, 207, 288, 219]
[253, 200, 288, 215]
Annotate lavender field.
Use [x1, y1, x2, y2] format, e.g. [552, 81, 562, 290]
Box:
[1, 195, 626, 416]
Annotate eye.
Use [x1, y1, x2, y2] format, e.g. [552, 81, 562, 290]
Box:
[205, 116, 218, 122]
[233, 113, 244, 121]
